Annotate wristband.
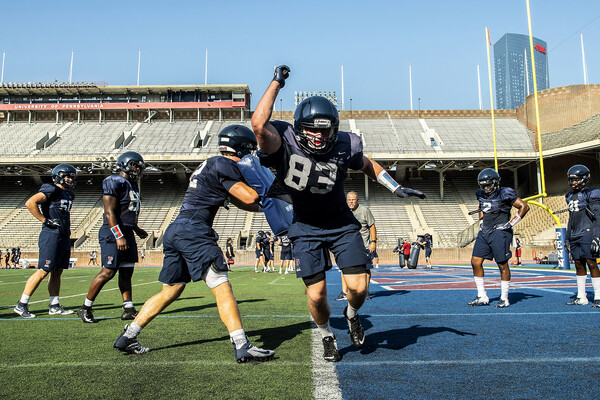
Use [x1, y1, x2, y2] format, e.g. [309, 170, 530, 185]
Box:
[370, 240, 377, 243]
[111, 225, 124, 239]
[509, 215, 522, 227]
[377, 170, 400, 193]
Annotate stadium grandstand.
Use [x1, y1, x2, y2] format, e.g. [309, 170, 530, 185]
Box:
[1, 82, 599, 264]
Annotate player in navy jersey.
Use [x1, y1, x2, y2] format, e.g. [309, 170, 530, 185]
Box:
[468, 168, 529, 308]
[564, 165, 600, 307]
[77, 151, 148, 323]
[113, 125, 275, 362]
[252, 65, 426, 362]
[253, 231, 267, 273]
[279, 235, 293, 274]
[13, 164, 77, 318]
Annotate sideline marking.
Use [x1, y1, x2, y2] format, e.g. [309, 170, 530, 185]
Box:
[311, 323, 342, 400]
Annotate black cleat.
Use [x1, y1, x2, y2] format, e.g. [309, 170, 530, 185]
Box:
[343, 306, 365, 348]
[114, 325, 149, 354]
[232, 338, 275, 363]
[77, 306, 97, 323]
[494, 299, 510, 308]
[14, 302, 35, 318]
[593, 299, 600, 308]
[322, 335, 342, 362]
[121, 307, 138, 320]
[467, 296, 490, 306]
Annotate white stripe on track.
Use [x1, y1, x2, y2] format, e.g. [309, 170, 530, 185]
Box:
[311, 323, 342, 400]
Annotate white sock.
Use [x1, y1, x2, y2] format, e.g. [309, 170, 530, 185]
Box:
[592, 277, 600, 300]
[346, 304, 358, 319]
[229, 329, 247, 349]
[577, 275, 587, 299]
[474, 276, 486, 297]
[49, 296, 59, 306]
[124, 322, 142, 339]
[500, 280, 510, 301]
[20, 294, 30, 304]
[317, 321, 333, 339]
[123, 300, 134, 309]
[84, 298, 94, 307]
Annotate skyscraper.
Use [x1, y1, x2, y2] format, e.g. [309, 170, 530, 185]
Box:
[494, 33, 548, 109]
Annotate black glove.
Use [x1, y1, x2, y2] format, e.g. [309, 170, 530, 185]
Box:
[394, 186, 426, 199]
[592, 237, 600, 257]
[44, 218, 60, 229]
[273, 65, 290, 88]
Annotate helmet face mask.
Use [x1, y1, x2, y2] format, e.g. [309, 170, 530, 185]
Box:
[567, 164, 590, 191]
[477, 168, 500, 195]
[52, 164, 77, 189]
[117, 152, 146, 180]
[294, 96, 339, 155]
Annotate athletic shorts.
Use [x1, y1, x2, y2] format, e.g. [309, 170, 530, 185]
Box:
[515, 249, 522, 257]
[38, 230, 71, 271]
[425, 247, 432, 258]
[159, 220, 227, 284]
[288, 221, 370, 278]
[472, 229, 513, 264]
[98, 225, 138, 269]
[255, 248, 263, 258]
[263, 250, 272, 262]
[569, 235, 594, 260]
[280, 247, 293, 261]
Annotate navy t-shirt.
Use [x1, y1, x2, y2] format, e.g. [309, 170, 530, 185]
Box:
[477, 187, 518, 231]
[102, 175, 141, 227]
[178, 156, 244, 226]
[566, 187, 600, 240]
[259, 121, 364, 228]
[39, 183, 74, 235]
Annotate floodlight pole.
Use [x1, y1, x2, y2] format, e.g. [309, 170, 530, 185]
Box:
[581, 33, 588, 84]
[477, 64, 482, 110]
[137, 49, 141, 86]
[341, 64, 345, 111]
[1, 51, 5, 83]
[409, 64, 413, 111]
[69, 49, 73, 83]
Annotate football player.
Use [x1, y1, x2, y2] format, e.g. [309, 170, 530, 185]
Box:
[279, 235, 293, 274]
[251, 65, 425, 362]
[113, 125, 275, 363]
[77, 152, 148, 323]
[253, 231, 266, 273]
[468, 168, 529, 308]
[14, 164, 77, 318]
[564, 165, 600, 307]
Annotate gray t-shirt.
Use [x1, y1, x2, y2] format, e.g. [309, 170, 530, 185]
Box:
[352, 204, 375, 248]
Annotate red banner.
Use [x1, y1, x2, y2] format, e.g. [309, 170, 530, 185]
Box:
[0, 101, 246, 111]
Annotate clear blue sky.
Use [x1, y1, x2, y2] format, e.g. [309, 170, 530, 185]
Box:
[2, 0, 599, 110]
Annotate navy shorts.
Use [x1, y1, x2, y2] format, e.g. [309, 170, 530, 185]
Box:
[99, 225, 138, 269]
[281, 247, 293, 261]
[288, 222, 369, 278]
[569, 235, 594, 260]
[255, 248, 263, 258]
[425, 247, 432, 258]
[38, 230, 71, 271]
[159, 221, 227, 284]
[472, 229, 513, 264]
[263, 250, 273, 262]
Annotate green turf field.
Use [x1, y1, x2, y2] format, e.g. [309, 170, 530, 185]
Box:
[0, 266, 313, 399]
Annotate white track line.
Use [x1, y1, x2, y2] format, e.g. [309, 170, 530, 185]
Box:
[311, 323, 342, 400]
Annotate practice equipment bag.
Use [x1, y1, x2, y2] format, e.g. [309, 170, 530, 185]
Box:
[408, 242, 421, 269]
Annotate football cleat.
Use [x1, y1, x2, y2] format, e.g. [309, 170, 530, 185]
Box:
[77, 306, 97, 323]
[121, 307, 138, 320]
[334, 291, 347, 301]
[494, 299, 510, 308]
[467, 296, 490, 306]
[114, 325, 149, 354]
[233, 339, 275, 363]
[14, 302, 35, 318]
[322, 335, 342, 362]
[566, 297, 589, 306]
[49, 305, 74, 315]
[344, 306, 365, 347]
[592, 299, 600, 308]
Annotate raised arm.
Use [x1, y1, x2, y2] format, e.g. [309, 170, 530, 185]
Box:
[361, 156, 426, 199]
[251, 65, 290, 155]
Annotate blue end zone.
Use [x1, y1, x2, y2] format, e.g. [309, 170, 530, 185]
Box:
[327, 264, 599, 399]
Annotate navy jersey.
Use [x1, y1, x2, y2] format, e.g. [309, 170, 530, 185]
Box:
[102, 175, 141, 227]
[566, 188, 600, 240]
[39, 183, 74, 235]
[280, 235, 291, 247]
[260, 121, 364, 227]
[477, 187, 518, 231]
[255, 236, 264, 251]
[261, 237, 271, 253]
[178, 156, 244, 226]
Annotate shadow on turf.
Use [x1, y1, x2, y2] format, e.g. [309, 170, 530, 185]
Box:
[337, 323, 476, 356]
[488, 291, 543, 306]
[150, 320, 312, 353]
[160, 298, 266, 315]
[366, 289, 410, 299]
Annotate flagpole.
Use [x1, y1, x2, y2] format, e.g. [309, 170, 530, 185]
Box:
[341, 64, 345, 111]
[1, 51, 5, 83]
[409, 64, 413, 111]
[69, 49, 74, 84]
[477, 64, 482, 110]
[137, 49, 141, 86]
[205, 48, 208, 85]
[485, 27, 498, 171]
[581, 33, 588, 84]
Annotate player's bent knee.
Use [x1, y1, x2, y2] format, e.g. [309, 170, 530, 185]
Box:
[203, 266, 229, 289]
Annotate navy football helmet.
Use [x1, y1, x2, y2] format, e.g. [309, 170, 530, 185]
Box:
[294, 96, 339, 155]
[567, 164, 590, 190]
[52, 163, 77, 188]
[478, 168, 500, 195]
[218, 125, 257, 158]
[117, 151, 145, 180]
